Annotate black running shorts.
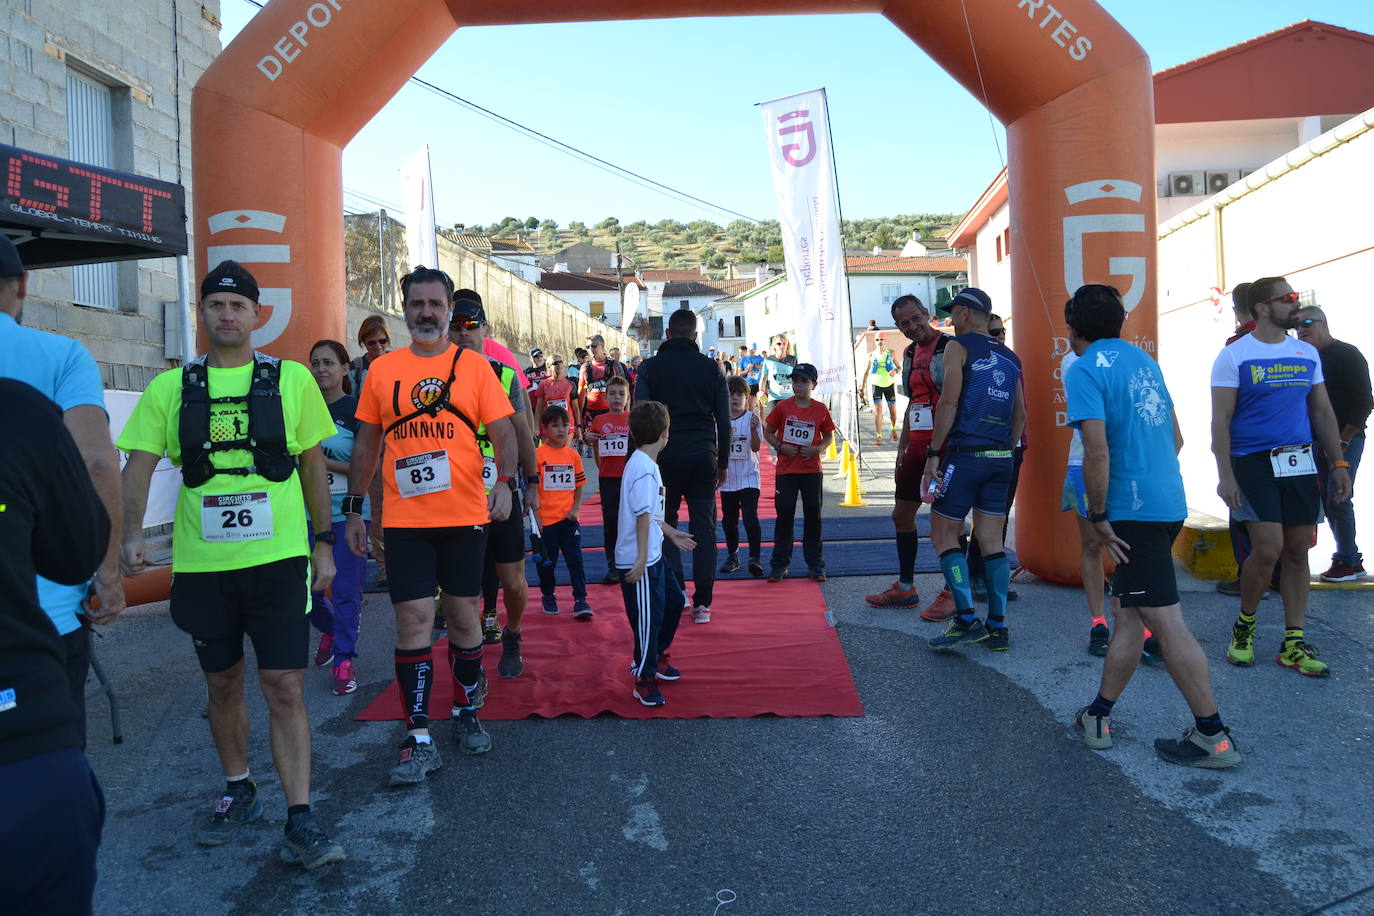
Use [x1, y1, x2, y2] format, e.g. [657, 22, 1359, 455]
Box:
[485, 487, 525, 566]
[1231, 450, 1322, 526]
[1109, 520, 1184, 609]
[170, 557, 311, 672]
[872, 383, 897, 403]
[385, 525, 487, 602]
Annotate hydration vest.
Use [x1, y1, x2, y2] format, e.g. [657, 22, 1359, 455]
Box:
[179, 352, 296, 489]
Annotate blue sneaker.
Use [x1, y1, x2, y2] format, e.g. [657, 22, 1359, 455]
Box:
[928, 616, 990, 650]
[1141, 635, 1165, 667]
[541, 594, 559, 615]
[572, 598, 594, 620]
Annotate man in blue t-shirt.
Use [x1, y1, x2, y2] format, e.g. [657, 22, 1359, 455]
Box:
[0, 235, 124, 747]
[736, 344, 764, 407]
[919, 288, 1024, 652]
[1211, 275, 1350, 679]
[1063, 284, 1240, 768]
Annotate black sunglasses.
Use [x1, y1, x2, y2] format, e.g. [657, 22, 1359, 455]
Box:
[1298, 317, 1325, 328]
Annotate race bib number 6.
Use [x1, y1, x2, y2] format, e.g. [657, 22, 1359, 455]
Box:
[394, 450, 452, 498]
[201, 492, 273, 542]
[1270, 444, 1316, 478]
[783, 418, 815, 446]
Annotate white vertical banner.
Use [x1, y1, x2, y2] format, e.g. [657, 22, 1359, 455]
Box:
[759, 89, 857, 443]
[400, 144, 438, 269]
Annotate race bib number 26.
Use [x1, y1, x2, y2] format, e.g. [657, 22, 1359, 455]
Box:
[201, 492, 273, 542]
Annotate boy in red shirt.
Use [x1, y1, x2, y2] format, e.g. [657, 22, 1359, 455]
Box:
[584, 376, 632, 585]
[532, 357, 580, 434]
[535, 405, 591, 618]
[763, 363, 836, 582]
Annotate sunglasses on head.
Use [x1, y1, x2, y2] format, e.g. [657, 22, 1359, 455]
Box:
[1298, 317, 1324, 328]
[1260, 291, 1300, 305]
[450, 319, 482, 331]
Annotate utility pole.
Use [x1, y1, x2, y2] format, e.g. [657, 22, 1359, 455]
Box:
[378, 209, 390, 312]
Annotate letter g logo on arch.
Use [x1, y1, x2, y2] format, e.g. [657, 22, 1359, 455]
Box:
[777, 111, 817, 168]
[1061, 180, 1147, 313]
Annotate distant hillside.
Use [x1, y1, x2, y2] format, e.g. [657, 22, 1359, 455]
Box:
[453, 215, 960, 274]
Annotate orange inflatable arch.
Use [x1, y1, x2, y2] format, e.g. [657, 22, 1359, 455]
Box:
[192, 0, 1158, 584]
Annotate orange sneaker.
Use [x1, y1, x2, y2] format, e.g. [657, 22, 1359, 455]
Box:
[919, 589, 957, 621]
[865, 581, 920, 609]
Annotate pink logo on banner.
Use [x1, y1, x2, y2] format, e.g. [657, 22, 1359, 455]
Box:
[777, 111, 816, 167]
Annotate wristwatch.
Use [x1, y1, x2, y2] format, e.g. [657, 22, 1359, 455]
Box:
[314, 530, 337, 545]
[524, 474, 540, 486]
[1089, 510, 1109, 523]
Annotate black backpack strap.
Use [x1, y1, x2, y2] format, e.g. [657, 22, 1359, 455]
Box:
[382, 345, 479, 440]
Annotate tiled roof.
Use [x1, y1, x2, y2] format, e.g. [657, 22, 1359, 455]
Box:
[640, 269, 707, 282]
[1153, 20, 1373, 80]
[538, 271, 623, 291]
[845, 256, 968, 274]
[662, 281, 728, 298]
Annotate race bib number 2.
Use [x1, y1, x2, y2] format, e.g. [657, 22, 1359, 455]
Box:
[201, 492, 273, 542]
[908, 403, 933, 432]
[394, 450, 452, 498]
[1270, 444, 1316, 478]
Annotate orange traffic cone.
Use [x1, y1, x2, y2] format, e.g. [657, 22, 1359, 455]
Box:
[839, 448, 866, 507]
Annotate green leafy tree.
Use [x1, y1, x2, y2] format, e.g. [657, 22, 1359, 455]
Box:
[596, 216, 620, 231]
[766, 244, 785, 264]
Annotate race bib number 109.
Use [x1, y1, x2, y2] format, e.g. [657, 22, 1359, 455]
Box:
[782, 418, 815, 446]
[201, 492, 273, 542]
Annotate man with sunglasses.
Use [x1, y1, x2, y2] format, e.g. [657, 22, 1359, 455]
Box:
[1296, 305, 1372, 582]
[1211, 276, 1351, 678]
[525, 347, 550, 389]
[345, 267, 518, 781]
[579, 334, 629, 429]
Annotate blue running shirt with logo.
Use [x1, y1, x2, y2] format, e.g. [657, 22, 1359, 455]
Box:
[1210, 334, 1323, 455]
[947, 333, 1021, 449]
[1065, 339, 1186, 522]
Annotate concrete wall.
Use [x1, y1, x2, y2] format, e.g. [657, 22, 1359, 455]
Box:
[1157, 109, 1374, 563]
[2, 0, 220, 389]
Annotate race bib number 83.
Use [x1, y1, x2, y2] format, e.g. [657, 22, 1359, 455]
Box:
[394, 450, 452, 498]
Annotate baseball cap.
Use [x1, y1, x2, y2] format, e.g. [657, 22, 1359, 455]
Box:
[530, 347, 543, 357]
[0, 234, 24, 278]
[200, 260, 259, 303]
[451, 297, 486, 323]
[937, 287, 992, 318]
[792, 362, 819, 382]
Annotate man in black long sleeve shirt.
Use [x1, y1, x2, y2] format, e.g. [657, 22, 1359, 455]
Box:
[0, 379, 110, 914]
[1298, 306, 1373, 580]
[634, 309, 732, 619]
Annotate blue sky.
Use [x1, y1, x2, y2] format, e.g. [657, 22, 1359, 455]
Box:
[221, 1, 1372, 227]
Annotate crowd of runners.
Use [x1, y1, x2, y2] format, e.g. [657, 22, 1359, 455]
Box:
[2, 227, 1368, 905]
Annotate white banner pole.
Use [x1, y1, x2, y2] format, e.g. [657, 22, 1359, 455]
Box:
[400, 144, 438, 269]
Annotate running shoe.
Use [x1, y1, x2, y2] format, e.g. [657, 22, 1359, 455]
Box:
[601, 570, 622, 585]
[1319, 562, 1366, 582]
[454, 707, 492, 755]
[810, 568, 827, 583]
[314, 634, 334, 668]
[891, 429, 898, 442]
[332, 659, 357, 696]
[195, 781, 262, 846]
[983, 625, 1010, 651]
[481, 615, 501, 645]
[1073, 706, 1112, 750]
[747, 557, 765, 578]
[720, 554, 741, 574]
[463, 670, 489, 710]
[1154, 727, 1242, 769]
[655, 653, 681, 681]
[388, 736, 441, 787]
[633, 678, 666, 707]
[541, 593, 559, 615]
[1215, 579, 1241, 597]
[1141, 635, 1164, 667]
[1226, 619, 1256, 667]
[280, 812, 346, 870]
[1277, 639, 1330, 678]
[1088, 623, 1110, 657]
[919, 589, 957, 622]
[865, 581, 920, 609]
[767, 568, 787, 583]
[498, 628, 523, 679]
[875, 436, 883, 446]
[573, 598, 594, 620]
[928, 615, 989, 650]
[692, 605, 711, 624]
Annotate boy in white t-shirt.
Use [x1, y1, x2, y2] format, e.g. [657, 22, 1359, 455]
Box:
[617, 401, 697, 707]
[720, 375, 764, 577]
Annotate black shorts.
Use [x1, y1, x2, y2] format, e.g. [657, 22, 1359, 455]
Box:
[748, 383, 760, 397]
[931, 451, 1014, 520]
[385, 526, 487, 602]
[484, 487, 525, 566]
[1231, 450, 1322, 526]
[894, 439, 932, 502]
[873, 384, 896, 403]
[170, 556, 311, 672]
[1109, 520, 1184, 608]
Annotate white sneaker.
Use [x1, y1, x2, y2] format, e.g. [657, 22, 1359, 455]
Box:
[692, 605, 711, 624]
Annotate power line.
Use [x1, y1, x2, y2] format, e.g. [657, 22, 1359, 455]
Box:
[237, 0, 758, 224]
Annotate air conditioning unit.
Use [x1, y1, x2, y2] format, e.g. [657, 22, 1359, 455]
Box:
[1239, 168, 1256, 180]
[1205, 170, 1241, 193]
[1169, 171, 1204, 196]
[1156, 178, 1171, 199]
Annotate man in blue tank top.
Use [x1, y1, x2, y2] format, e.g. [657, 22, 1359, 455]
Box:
[919, 288, 1025, 652]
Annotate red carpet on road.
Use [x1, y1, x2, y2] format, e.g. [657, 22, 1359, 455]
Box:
[355, 578, 863, 721]
[578, 441, 785, 525]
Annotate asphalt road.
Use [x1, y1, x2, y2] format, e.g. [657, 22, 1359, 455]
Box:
[84, 430, 1374, 915]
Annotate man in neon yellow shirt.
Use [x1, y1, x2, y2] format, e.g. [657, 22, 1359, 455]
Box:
[864, 332, 900, 443]
[117, 261, 345, 869]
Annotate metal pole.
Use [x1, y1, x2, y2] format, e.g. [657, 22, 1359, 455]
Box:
[176, 254, 195, 362]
